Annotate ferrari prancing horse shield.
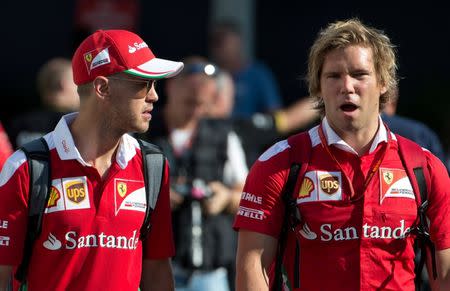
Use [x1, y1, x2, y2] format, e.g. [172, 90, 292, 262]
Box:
[117, 182, 127, 197]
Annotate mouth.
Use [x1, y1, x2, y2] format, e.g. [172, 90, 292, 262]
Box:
[142, 109, 153, 120]
[340, 103, 359, 112]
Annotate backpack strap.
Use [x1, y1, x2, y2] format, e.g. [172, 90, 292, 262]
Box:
[137, 139, 165, 241]
[15, 137, 51, 283]
[274, 132, 312, 291]
[396, 135, 436, 288]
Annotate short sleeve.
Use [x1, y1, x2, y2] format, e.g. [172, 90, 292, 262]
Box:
[233, 140, 291, 238]
[425, 150, 450, 250]
[0, 151, 30, 265]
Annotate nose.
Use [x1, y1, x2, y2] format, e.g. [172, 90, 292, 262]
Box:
[340, 75, 355, 95]
[146, 86, 159, 103]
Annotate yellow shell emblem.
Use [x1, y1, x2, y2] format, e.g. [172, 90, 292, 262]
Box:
[47, 186, 61, 207]
[298, 177, 314, 198]
[118, 182, 127, 197]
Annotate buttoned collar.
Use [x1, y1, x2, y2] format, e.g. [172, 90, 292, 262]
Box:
[52, 113, 137, 169]
[321, 115, 395, 156]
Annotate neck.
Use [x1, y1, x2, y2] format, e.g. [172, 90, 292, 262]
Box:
[70, 110, 121, 178]
[327, 118, 380, 156]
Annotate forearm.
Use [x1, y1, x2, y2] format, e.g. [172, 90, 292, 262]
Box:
[0, 266, 12, 291]
[435, 248, 450, 290]
[140, 259, 174, 291]
[236, 257, 269, 291]
[235, 231, 277, 291]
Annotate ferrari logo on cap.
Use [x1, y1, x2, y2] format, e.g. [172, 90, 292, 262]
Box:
[383, 171, 394, 185]
[85, 53, 92, 63]
[118, 182, 127, 197]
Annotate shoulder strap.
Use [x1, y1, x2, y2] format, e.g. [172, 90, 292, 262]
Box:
[274, 132, 312, 291]
[137, 139, 165, 240]
[15, 137, 51, 283]
[396, 135, 436, 287]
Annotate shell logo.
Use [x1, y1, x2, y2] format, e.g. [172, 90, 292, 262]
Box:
[298, 177, 314, 198]
[47, 186, 61, 208]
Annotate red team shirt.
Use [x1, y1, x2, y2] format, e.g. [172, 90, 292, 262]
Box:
[0, 114, 174, 291]
[234, 117, 450, 291]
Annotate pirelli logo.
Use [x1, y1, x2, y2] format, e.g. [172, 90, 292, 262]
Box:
[237, 206, 264, 220]
[0, 236, 10, 246]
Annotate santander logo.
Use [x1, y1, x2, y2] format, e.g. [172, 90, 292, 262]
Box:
[298, 220, 411, 242]
[43, 233, 62, 250]
[128, 42, 148, 53]
[42, 230, 139, 250]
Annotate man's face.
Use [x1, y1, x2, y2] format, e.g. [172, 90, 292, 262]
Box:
[107, 74, 159, 134]
[319, 45, 387, 134]
[171, 74, 217, 122]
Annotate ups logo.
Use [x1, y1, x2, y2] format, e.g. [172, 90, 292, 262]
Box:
[319, 174, 340, 195]
[65, 181, 86, 203]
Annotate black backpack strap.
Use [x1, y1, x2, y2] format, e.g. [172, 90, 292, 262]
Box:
[15, 137, 51, 283]
[137, 139, 165, 241]
[396, 135, 436, 289]
[413, 167, 437, 290]
[274, 163, 301, 291]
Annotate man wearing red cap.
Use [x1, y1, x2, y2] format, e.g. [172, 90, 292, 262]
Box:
[0, 30, 183, 290]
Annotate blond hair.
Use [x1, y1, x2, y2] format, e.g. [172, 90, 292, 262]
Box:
[306, 18, 398, 113]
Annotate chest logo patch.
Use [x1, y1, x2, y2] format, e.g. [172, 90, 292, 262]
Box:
[298, 177, 314, 199]
[114, 178, 146, 216]
[297, 170, 342, 204]
[47, 186, 61, 208]
[319, 174, 340, 195]
[117, 182, 127, 197]
[379, 168, 415, 204]
[45, 176, 91, 213]
[66, 181, 86, 204]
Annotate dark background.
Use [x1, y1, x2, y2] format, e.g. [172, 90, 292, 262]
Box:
[1, 1, 449, 149]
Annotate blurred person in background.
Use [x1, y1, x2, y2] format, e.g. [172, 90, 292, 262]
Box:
[6, 57, 80, 148]
[209, 20, 283, 119]
[382, 88, 446, 164]
[139, 56, 248, 291]
[0, 121, 13, 170]
[211, 67, 319, 168]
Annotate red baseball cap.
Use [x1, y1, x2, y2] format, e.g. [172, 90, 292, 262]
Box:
[72, 29, 184, 85]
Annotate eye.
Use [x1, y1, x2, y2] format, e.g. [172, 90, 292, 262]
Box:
[325, 73, 340, 79]
[351, 71, 369, 79]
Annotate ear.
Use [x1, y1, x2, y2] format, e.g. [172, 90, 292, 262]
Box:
[93, 76, 110, 99]
[379, 82, 388, 95]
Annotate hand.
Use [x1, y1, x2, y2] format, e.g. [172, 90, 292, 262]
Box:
[202, 181, 231, 215]
[169, 188, 184, 210]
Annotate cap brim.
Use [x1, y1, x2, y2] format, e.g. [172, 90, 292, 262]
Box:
[124, 58, 184, 79]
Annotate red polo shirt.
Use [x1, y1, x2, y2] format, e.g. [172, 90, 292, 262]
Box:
[234, 117, 450, 290]
[0, 113, 174, 290]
